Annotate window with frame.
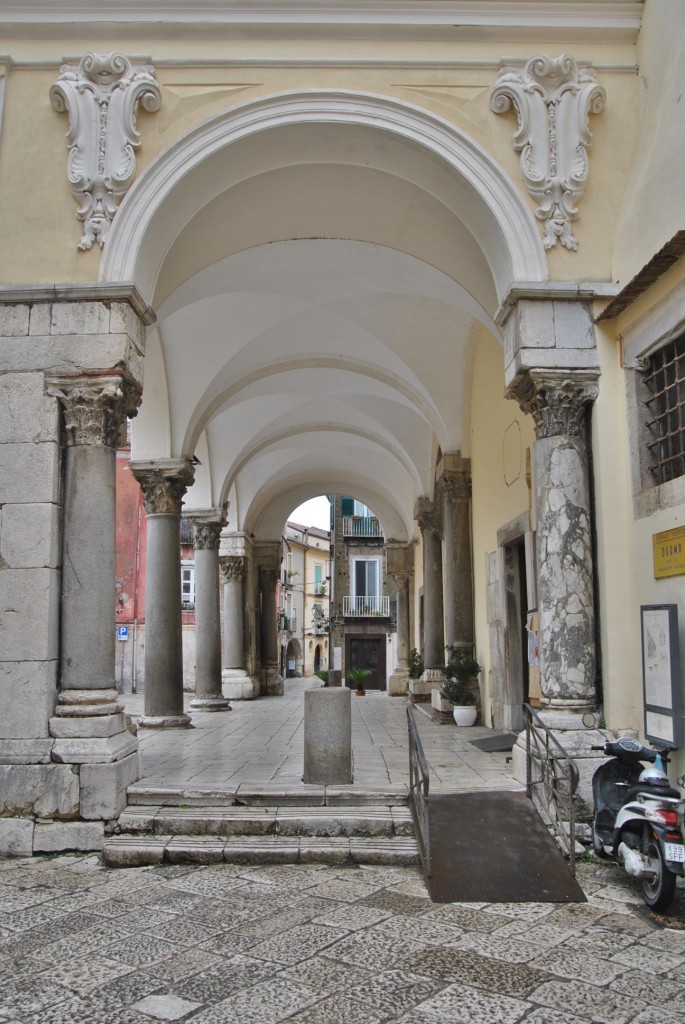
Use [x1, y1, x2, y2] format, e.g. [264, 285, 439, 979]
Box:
[644, 332, 685, 485]
[352, 557, 380, 598]
[181, 562, 195, 609]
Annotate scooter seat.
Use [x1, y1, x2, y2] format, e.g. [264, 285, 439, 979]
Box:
[626, 783, 682, 802]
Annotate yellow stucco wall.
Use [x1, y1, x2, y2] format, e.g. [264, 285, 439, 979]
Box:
[0, 31, 638, 287]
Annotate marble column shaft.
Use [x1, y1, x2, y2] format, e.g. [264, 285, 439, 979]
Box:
[130, 459, 194, 727]
[46, 371, 141, 766]
[509, 370, 599, 709]
[440, 462, 474, 649]
[220, 556, 246, 673]
[416, 498, 444, 671]
[187, 511, 231, 712]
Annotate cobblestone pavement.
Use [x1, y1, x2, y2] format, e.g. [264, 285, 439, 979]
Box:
[1, 853, 685, 1023]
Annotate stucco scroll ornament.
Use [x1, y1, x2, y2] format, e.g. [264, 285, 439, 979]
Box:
[50, 53, 161, 251]
[491, 54, 605, 251]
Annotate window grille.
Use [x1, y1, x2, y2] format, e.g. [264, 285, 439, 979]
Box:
[645, 333, 685, 485]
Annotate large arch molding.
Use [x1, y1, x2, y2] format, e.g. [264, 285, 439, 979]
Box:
[101, 90, 548, 305]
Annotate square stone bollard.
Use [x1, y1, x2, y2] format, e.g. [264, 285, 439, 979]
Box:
[303, 687, 352, 785]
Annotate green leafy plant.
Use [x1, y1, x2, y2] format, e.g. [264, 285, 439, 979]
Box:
[440, 644, 481, 706]
[347, 667, 371, 691]
[408, 648, 424, 679]
[315, 669, 330, 686]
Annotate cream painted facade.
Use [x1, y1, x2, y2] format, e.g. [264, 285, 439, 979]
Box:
[2, 1, 685, 854]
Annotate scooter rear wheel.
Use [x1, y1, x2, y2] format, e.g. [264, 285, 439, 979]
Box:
[642, 839, 676, 911]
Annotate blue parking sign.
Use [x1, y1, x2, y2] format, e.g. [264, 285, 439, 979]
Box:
[117, 625, 129, 641]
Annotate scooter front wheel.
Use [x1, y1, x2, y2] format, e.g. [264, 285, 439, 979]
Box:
[591, 820, 608, 859]
[642, 839, 676, 911]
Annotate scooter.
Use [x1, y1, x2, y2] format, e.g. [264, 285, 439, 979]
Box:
[591, 736, 685, 911]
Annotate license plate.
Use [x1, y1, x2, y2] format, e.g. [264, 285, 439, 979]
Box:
[665, 843, 685, 862]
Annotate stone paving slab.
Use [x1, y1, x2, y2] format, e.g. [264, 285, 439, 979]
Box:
[3, 852, 685, 1024]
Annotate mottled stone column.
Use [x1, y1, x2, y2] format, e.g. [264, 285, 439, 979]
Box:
[186, 510, 231, 712]
[258, 555, 283, 696]
[46, 372, 140, 803]
[219, 557, 245, 675]
[440, 457, 474, 649]
[508, 369, 599, 711]
[130, 459, 194, 727]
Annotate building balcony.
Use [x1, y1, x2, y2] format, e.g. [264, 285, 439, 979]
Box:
[279, 615, 297, 633]
[342, 516, 382, 538]
[343, 595, 390, 617]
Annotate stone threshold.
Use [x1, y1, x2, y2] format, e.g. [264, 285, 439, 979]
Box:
[126, 782, 410, 807]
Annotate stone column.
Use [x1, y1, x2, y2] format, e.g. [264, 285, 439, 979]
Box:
[416, 498, 444, 670]
[220, 555, 254, 699]
[386, 542, 414, 697]
[186, 510, 231, 712]
[256, 548, 283, 696]
[130, 459, 195, 727]
[440, 457, 474, 649]
[412, 498, 444, 702]
[45, 371, 141, 829]
[508, 369, 599, 714]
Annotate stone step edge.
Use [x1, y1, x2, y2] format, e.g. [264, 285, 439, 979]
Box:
[115, 805, 414, 839]
[101, 834, 421, 868]
[126, 784, 410, 808]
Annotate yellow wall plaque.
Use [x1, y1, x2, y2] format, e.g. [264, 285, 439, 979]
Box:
[653, 526, 685, 579]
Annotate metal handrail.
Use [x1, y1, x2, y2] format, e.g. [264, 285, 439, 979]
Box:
[406, 706, 432, 878]
[524, 703, 580, 875]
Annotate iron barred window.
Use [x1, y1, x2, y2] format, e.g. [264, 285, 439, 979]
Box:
[644, 333, 685, 485]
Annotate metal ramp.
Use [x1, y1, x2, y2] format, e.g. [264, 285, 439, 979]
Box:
[424, 790, 586, 903]
[407, 707, 586, 904]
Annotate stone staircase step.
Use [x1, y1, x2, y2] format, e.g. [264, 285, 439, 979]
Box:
[116, 804, 413, 838]
[125, 783, 409, 808]
[102, 834, 420, 868]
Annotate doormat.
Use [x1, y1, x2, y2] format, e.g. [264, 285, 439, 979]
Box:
[470, 733, 517, 752]
[425, 790, 586, 904]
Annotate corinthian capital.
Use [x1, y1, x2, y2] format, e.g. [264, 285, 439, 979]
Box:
[507, 369, 599, 439]
[220, 556, 245, 585]
[130, 459, 195, 515]
[46, 370, 141, 447]
[50, 53, 161, 251]
[185, 508, 228, 551]
[414, 497, 440, 537]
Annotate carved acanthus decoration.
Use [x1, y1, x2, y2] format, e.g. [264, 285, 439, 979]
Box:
[507, 370, 599, 439]
[130, 460, 195, 516]
[46, 371, 141, 447]
[440, 470, 472, 504]
[50, 53, 161, 251]
[414, 497, 440, 538]
[220, 556, 246, 585]
[186, 508, 227, 551]
[491, 54, 605, 251]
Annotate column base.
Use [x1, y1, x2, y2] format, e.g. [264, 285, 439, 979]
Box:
[137, 714, 193, 729]
[189, 696, 232, 712]
[266, 673, 284, 697]
[388, 668, 409, 696]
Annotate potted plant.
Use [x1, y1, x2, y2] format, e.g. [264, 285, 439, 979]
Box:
[408, 648, 424, 680]
[315, 670, 329, 687]
[347, 668, 371, 695]
[440, 644, 481, 726]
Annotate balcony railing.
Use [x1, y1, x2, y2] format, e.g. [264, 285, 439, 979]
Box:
[342, 516, 382, 538]
[343, 595, 390, 617]
[279, 615, 297, 633]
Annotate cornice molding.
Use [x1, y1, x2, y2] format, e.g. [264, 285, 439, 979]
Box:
[0, 283, 156, 324]
[0, 2, 644, 41]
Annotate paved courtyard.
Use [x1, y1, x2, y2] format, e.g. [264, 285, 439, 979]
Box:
[1, 679, 685, 1023]
[122, 677, 520, 795]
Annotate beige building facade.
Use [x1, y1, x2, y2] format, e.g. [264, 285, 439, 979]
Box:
[2, 1, 685, 854]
